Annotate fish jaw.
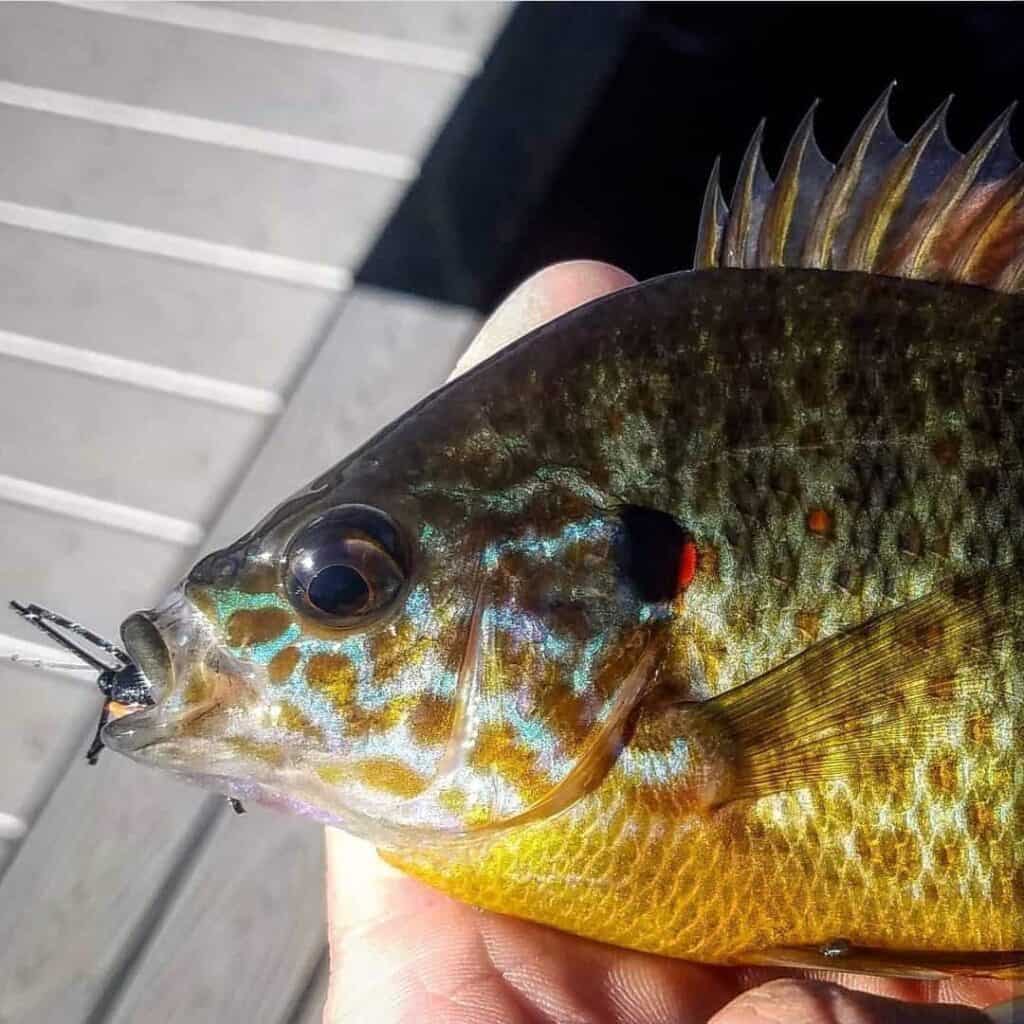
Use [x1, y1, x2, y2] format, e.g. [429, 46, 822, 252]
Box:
[101, 590, 380, 826]
[103, 590, 266, 763]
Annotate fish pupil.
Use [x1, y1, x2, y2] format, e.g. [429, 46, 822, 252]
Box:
[308, 564, 369, 615]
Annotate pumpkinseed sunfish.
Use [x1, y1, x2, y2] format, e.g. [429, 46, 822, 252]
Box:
[15, 88, 1024, 978]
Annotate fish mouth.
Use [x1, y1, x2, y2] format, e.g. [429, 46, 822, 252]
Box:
[120, 611, 172, 701]
[102, 592, 228, 756]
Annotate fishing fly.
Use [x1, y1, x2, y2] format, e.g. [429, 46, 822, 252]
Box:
[7, 601, 247, 814]
[8, 601, 152, 764]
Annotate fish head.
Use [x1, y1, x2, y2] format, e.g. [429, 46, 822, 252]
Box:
[104, 433, 672, 845]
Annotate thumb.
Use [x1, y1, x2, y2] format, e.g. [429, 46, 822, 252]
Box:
[709, 979, 994, 1023]
[449, 259, 636, 379]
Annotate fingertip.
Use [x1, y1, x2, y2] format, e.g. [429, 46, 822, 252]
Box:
[325, 827, 405, 934]
[709, 978, 990, 1023]
[450, 259, 637, 379]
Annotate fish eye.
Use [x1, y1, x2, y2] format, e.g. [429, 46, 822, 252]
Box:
[284, 505, 407, 625]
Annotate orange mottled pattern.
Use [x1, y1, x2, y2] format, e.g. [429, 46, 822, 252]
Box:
[387, 690, 1023, 961]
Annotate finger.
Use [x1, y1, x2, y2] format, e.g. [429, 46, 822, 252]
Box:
[450, 259, 636, 379]
[738, 966, 1020, 1012]
[325, 827, 407, 936]
[710, 978, 992, 1024]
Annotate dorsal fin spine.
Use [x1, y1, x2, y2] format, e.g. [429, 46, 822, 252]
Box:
[695, 156, 727, 270]
[757, 100, 821, 267]
[801, 83, 895, 269]
[950, 162, 1024, 284]
[997, 249, 1024, 291]
[722, 119, 768, 269]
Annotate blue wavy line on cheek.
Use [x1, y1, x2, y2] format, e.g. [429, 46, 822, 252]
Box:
[572, 636, 606, 695]
[405, 585, 432, 630]
[213, 588, 286, 615]
[249, 624, 301, 664]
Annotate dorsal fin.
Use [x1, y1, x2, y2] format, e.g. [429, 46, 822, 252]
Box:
[695, 88, 1024, 293]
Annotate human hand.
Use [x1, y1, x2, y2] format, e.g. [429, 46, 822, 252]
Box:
[324, 261, 1020, 1024]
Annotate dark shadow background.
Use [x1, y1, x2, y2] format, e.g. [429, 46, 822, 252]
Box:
[359, 3, 1024, 312]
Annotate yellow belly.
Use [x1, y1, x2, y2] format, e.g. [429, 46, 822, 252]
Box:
[385, 744, 1023, 963]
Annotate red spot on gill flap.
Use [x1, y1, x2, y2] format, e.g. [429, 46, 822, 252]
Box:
[678, 539, 698, 591]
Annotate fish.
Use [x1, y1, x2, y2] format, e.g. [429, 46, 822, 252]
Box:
[13, 87, 1024, 978]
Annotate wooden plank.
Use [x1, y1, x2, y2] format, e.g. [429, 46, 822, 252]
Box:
[0, 662, 96, 822]
[214, 1, 511, 57]
[288, 951, 328, 1024]
[0, 659, 94, 877]
[0, 500, 187, 649]
[0, 224, 338, 390]
[0, 744, 219, 1022]
[0, 105, 402, 268]
[208, 286, 479, 546]
[0, 3, 464, 160]
[0, 356, 267, 524]
[105, 809, 325, 1024]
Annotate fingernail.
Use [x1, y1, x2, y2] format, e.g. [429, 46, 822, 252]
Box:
[986, 998, 1024, 1023]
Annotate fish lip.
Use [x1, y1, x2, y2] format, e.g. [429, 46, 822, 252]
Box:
[101, 704, 176, 754]
[103, 590, 223, 756]
[120, 610, 172, 702]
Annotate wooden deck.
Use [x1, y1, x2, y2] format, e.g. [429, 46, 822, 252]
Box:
[0, 4, 505, 1020]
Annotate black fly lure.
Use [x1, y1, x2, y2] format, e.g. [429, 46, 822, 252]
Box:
[7, 601, 246, 814]
[8, 601, 152, 764]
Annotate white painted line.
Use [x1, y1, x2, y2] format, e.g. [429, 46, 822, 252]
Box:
[0, 80, 416, 181]
[0, 201, 351, 292]
[0, 329, 283, 416]
[0, 632, 98, 682]
[0, 474, 204, 547]
[61, 1, 482, 75]
[0, 813, 27, 843]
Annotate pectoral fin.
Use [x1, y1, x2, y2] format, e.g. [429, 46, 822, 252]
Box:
[705, 568, 1022, 803]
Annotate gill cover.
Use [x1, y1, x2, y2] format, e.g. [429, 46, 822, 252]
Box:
[380, 578, 661, 839]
